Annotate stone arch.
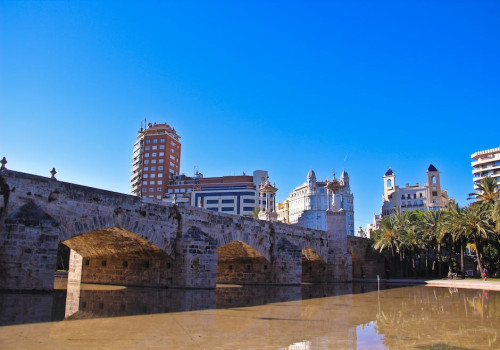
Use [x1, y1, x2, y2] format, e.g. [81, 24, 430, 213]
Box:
[302, 247, 329, 283]
[351, 252, 364, 279]
[217, 240, 271, 284]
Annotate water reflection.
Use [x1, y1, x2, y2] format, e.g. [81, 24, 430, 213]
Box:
[1, 281, 499, 349]
[0, 280, 381, 326]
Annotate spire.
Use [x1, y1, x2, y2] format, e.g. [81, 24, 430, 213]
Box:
[341, 169, 349, 179]
[385, 168, 394, 176]
[427, 164, 438, 172]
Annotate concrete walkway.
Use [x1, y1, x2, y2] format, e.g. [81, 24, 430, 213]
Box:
[353, 278, 500, 291]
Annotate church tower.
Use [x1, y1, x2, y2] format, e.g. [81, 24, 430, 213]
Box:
[383, 168, 396, 201]
[426, 164, 442, 209]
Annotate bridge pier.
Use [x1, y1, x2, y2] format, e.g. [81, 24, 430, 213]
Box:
[0, 202, 59, 290]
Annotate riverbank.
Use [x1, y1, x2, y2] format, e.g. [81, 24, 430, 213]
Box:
[354, 278, 500, 291]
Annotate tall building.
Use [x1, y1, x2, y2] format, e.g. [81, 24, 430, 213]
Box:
[277, 169, 355, 235]
[131, 122, 181, 198]
[162, 170, 272, 216]
[471, 146, 500, 193]
[380, 164, 451, 218]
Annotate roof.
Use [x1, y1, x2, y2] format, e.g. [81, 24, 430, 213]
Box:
[341, 169, 349, 178]
[385, 168, 394, 176]
[307, 168, 316, 181]
[428, 164, 438, 172]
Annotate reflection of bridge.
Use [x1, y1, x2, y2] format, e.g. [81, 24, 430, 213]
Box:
[0, 170, 360, 291]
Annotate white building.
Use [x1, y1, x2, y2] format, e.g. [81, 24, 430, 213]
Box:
[279, 169, 355, 235]
[162, 170, 272, 216]
[471, 146, 500, 193]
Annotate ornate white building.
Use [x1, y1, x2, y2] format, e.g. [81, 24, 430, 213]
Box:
[277, 169, 355, 235]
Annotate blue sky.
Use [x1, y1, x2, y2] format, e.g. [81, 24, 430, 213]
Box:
[1, 1, 499, 230]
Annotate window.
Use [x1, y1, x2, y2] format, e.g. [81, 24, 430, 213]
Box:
[152, 159, 157, 164]
[153, 139, 158, 143]
[413, 194, 416, 199]
[159, 152, 164, 156]
[158, 166, 163, 170]
[174, 189, 179, 193]
[145, 146, 150, 150]
[157, 181, 162, 185]
[146, 139, 150, 144]
[145, 153, 150, 157]
[142, 188, 147, 192]
[143, 174, 148, 178]
[187, 188, 192, 192]
[401, 195, 405, 199]
[144, 160, 149, 164]
[151, 174, 156, 178]
[244, 199, 255, 204]
[168, 189, 173, 193]
[432, 191, 438, 196]
[149, 188, 154, 192]
[207, 200, 218, 204]
[387, 179, 392, 187]
[407, 194, 411, 199]
[157, 188, 162, 192]
[157, 195, 162, 199]
[143, 181, 147, 185]
[170, 155, 175, 160]
[171, 141, 176, 146]
[222, 199, 234, 204]
[159, 159, 164, 163]
[152, 153, 157, 157]
[149, 195, 154, 198]
[158, 173, 163, 178]
[160, 145, 165, 149]
[419, 193, 423, 198]
[170, 161, 175, 167]
[150, 181, 155, 185]
[152, 146, 157, 150]
[221, 207, 233, 212]
[160, 138, 165, 142]
[151, 166, 156, 171]
[144, 167, 149, 171]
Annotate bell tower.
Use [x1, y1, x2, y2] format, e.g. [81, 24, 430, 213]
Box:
[383, 168, 396, 201]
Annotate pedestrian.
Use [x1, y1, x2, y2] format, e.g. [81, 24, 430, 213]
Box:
[482, 267, 488, 281]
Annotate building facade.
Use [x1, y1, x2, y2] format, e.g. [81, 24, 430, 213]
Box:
[131, 122, 181, 198]
[277, 169, 355, 235]
[163, 170, 272, 216]
[380, 164, 451, 218]
[471, 146, 500, 193]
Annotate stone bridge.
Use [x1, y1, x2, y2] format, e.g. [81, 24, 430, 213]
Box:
[0, 170, 356, 291]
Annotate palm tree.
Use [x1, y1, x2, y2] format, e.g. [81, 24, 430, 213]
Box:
[423, 210, 447, 277]
[459, 203, 495, 274]
[468, 176, 498, 205]
[444, 203, 467, 278]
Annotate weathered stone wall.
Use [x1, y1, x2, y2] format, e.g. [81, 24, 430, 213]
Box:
[347, 236, 395, 279]
[0, 170, 353, 290]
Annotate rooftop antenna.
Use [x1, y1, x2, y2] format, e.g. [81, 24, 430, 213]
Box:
[194, 165, 198, 175]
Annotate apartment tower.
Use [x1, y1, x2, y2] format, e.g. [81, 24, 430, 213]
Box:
[131, 122, 181, 198]
[471, 147, 500, 193]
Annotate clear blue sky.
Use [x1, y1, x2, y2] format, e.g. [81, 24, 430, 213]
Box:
[1, 1, 499, 230]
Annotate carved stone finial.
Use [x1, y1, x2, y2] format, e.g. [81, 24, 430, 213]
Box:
[50, 168, 57, 180]
[0, 157, 7, 170]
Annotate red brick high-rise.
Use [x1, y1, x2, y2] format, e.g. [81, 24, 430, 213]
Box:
[131, 122, 181, 198]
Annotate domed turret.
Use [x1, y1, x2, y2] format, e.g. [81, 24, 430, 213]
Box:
[307, 168, 316, 183]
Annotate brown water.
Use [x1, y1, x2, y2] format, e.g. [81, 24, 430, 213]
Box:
[0, 280, 499, 349]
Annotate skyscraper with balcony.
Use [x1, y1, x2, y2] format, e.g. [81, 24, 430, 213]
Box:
[131, 122, 181, 198]
[471, 147, 500, 193]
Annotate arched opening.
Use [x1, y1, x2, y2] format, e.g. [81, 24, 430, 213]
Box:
[302, 248, 328, 283]
[351, 252, 364, 279]
[431, 176, 437, 184]
[217, 240, 270, 284]
[63, 227, 174, 287]
[387, 179, 392, 187]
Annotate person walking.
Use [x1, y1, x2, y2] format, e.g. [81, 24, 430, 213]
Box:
[482, 267, 488, 281]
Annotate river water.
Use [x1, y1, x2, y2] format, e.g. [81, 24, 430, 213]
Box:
[0, 278, 499, 349]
